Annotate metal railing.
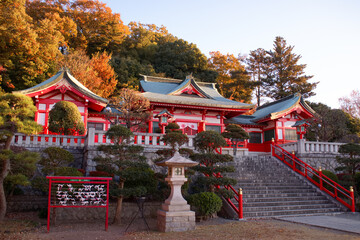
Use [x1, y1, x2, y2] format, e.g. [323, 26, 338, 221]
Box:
[272, 143, 355, 212]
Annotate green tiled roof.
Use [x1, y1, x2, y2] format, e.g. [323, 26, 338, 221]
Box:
[140, 75, 254, 109]
[14, 69, 108, 104]
[226, 93, 315, 126]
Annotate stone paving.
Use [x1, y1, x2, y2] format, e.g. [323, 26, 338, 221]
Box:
[276, 212, 360, 234]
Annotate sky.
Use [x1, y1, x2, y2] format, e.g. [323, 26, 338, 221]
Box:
[102, 0, 360, 108]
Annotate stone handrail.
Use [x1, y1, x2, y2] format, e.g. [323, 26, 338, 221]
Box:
[280, 139, 344, 154]
[11, 133, 85, 148]
[85, 128, 195, 149]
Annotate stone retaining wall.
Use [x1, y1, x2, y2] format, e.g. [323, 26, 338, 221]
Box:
[297, 153, 339, 172]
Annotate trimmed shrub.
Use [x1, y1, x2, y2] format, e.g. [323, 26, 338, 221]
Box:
[54, 167, 83, 176]
[48, 101, 85, 135]
[188, 192, 222, 217]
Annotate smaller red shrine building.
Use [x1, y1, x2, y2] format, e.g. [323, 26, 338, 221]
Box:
[226, 93, 316, 152]
[14, 70, 108, 134]
[15, 70, 316, 153]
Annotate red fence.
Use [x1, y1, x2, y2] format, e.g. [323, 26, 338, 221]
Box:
[47, 176, 112, 231]
[271, 143, 355, 212]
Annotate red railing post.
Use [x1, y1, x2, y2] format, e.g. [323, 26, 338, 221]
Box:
[350, 186, 355, 212]
[292, 151, 296, 171]
[47, 177, 52, 232]
[318, 167, 323, 190]
[238, 188, 243, 219]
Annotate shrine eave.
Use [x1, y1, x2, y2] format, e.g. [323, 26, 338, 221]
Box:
[14, 70, 108, 111]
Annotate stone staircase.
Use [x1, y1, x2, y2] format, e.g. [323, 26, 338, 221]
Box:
[224, 155, 346, 218]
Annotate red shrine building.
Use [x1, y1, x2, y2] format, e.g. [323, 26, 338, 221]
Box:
[15, 69, 316, 153]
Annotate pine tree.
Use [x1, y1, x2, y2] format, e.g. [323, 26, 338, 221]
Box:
[0, 93, 42, 220]
[263, 36, 317, 100]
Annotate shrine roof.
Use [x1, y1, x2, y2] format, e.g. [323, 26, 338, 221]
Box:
[140, 75, 254, 110]
[14, 69, 108, 104]
[226, 93, 315, 125]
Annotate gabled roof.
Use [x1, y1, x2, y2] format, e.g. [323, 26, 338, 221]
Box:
[226, 93, 315, 126]
[17, 70, 108, 103]
[139, 75, 254, 111]
[14, 69, 108, 110]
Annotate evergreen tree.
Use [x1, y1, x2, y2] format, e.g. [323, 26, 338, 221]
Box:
[262, 36, 317, 100]
[246, 48, 269, 106]
[190, 131, 236, 197]
[153, 39, 217, 83]
[48, 101, 85, 135]
[94, 125, 156, 224]
[0, 93, 42, 220]
[221, 124, 249, 156]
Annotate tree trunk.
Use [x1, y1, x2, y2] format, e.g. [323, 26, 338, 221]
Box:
[112, 181, 124, 225]
[0, 135, 13, 221]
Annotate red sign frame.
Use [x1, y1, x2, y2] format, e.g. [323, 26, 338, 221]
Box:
[46, 176, 112, 232]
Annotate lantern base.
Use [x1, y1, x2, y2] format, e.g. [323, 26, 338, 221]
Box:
[157, 209, 195, 232]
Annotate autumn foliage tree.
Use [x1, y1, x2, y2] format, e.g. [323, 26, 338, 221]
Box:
[58, 49, 117, 98]
[339, 90, 360, 119]
[208, 51, 254, 102]
[26, 0, 129, 55]
[106, 88, 150, 132]
[0, 0, 64, 91]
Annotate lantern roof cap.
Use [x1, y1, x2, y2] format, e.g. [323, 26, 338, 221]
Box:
[156, 151, 198, 167]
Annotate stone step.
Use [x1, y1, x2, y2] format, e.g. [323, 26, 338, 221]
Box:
[243, 199, 332, 207]
[234, 182, 308, 187]
[239, 195, 328, 202]
[241, 188, 317, 194]
[243, 207, 342, 218]
[236, 179, 303, 184]
[220, 155, 347, 219]
[242, 203, 337, 212]
[237, 185, 313, 190]
[244, 192, 323, 198]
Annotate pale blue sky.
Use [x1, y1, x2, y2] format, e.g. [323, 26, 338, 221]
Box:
[102, 0, 360, 108]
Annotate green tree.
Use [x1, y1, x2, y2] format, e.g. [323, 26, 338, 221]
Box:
[336, 143, 360, 200]
[305, 102, 360, 142]
[263, 36, 318, 100]
[39, 147, 75, 175]
[48, 101, 85, 135]
[111, 22, 175, 89]
[191, 131, 235, 196]
[153, 39, 217, 82]
[0, 93, 42, 220]
[94, 125, 155, 224]
[2, 150, 40, 197]
[246, 48, 270, 106]
[221, 124, 249, 156]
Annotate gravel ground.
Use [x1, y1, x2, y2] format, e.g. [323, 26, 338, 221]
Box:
[1, 212, 360, 240]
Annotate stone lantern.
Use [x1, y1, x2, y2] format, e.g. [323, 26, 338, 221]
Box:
[156, 151, 198, 232]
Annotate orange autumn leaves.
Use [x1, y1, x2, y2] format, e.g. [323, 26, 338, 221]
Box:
[58, 50, 117, 98]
